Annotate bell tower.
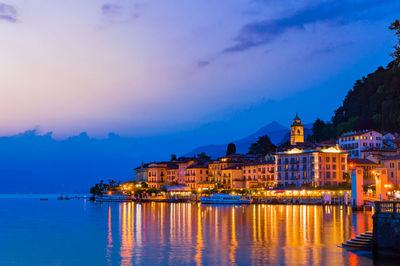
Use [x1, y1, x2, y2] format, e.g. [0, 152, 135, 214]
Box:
[290, 113, 304, 146]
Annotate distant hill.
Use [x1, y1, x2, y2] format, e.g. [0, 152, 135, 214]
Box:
[185, 121, 312, 158]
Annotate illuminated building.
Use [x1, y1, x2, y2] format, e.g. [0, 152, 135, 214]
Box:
[147, 162, 169, 189]
[242, 161, 275, 188]
[185, 162, 209, 189]
[275, 145, 348, 187]
[290, 113, 304, 146]
[134, 162, 149, 182]
[347, 158, 378, 186]
[381, 155, 400, 185]
[338, 130, 383, 158]
[208, 154, 262, 183]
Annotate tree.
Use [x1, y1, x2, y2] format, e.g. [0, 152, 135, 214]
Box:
[170, 154, 177, 161]
[197, 152, 211, 161]
[248, 135, 276, 155]
[226, 143, 236, 156]
[389, 19, 400, 65]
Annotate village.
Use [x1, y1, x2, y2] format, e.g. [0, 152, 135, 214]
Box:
[91, 114, 400, 205]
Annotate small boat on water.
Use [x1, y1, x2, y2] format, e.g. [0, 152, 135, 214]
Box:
[200, 194, 251, 204]
[95, 193, 134, 202]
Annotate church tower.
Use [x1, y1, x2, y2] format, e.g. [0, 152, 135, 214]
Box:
[290, 113, 304, 146]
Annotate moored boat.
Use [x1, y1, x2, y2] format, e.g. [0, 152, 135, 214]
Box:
[200, 194, 251, 204]
[95, 193, 134, 202]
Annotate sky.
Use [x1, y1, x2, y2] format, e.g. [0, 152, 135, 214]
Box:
[0, 0, 400, 140]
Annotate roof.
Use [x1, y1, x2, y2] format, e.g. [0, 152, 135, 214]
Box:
[242, 161, 275, 167]
[223, 165, 244, 170]
[348, 158, 378, 165]
[340, 130, 382, 138]
[381, 155, 400, 161]
[363, 147, 397, 152]
[187, 162, 208, 169]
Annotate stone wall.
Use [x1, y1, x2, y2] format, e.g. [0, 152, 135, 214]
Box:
[373, 212, 400, 253]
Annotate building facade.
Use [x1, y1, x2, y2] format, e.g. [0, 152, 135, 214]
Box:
[338, 130, 383, 158]
[381, 155, 400, 186]
[275, 146, 348, 187]
[347, 158, 378, 186]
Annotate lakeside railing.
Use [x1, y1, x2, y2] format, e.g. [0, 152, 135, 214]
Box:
[374, 201, 400, 214]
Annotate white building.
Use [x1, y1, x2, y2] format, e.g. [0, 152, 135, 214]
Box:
[338, 130, 383, 158]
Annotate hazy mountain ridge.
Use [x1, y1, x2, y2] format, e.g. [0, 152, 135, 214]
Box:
[185, 121, 313, 158]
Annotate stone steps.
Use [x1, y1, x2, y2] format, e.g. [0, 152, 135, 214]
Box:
[341, 231, 373, 250]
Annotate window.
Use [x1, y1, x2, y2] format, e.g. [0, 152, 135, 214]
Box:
[326, 164, 330, 170]
[333, 172, 337, 178]
[326, 157, 330, 162]
[200, 170, 202, 174]
[332, 164, 336, 170]
[327, 172, 331, 179]
[332, 157, 336, 163]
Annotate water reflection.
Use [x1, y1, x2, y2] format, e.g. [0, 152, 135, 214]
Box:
[105, 203, 372, 265]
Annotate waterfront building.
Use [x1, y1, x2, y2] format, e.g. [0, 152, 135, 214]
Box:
[175, 157, 199, 184]
[275, 145, 348, 187]
[361, 147, 398, 164]
[338, 130, 383, 158]
[221, 165, 244, 188]
[347, 158, 378, 186]
[147, 162, 168, 189]
[381, 155, 400, 185]
[208, 154, 261, 183]
[134, 162, 149, 182]
[242, 162, 275, 188]
[166, 164, 178, 184]
[290, 113, 304, 146]
[185, 162, 209, 189]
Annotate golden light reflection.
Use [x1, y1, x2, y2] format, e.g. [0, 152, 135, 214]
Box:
[110, 203, 372, 265]
[195, 204, 203, 265]
[229, 207, 237, 265]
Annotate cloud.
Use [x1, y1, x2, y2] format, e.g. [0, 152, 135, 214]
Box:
[101, 2, 139, 23]
[223, 0, 397, 53]
[197, 60, 210, 67]
[0, 2, 17, 23]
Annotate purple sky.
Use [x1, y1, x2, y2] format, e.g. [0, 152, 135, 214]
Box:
[0, 0, 399, 139]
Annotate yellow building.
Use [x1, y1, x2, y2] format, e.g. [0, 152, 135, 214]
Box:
[242, 162, 276, 188]
[381, 155, 400, 185]
[221, 166, 245, 188]
[290, 113, 304, 146]
[209, 154, 262, 183]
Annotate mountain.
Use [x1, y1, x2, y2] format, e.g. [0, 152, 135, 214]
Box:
[185, 121, 313, 158]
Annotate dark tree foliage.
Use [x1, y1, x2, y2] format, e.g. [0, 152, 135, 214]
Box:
[389, 19, 400, 65]
[197, 152, 211, 161]
[170, 154, 177, 161]
[248, 135, 276, 155]
[89, 179, 120, 195]
[278, 140, 291, 149]
[226, 143, 236, 156]
[311, 20, 400, 141]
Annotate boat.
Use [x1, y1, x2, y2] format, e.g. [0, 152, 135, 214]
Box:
[95, 193, 133, 202]
[200, 194, 252, 204]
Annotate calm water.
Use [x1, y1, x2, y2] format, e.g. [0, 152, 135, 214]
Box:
[0, 196, 381, 265]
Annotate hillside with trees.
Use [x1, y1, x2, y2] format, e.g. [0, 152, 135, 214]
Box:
[310, 20, 400, 141]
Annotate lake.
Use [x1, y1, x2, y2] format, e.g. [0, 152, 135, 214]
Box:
[0, 196, 381, 265]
